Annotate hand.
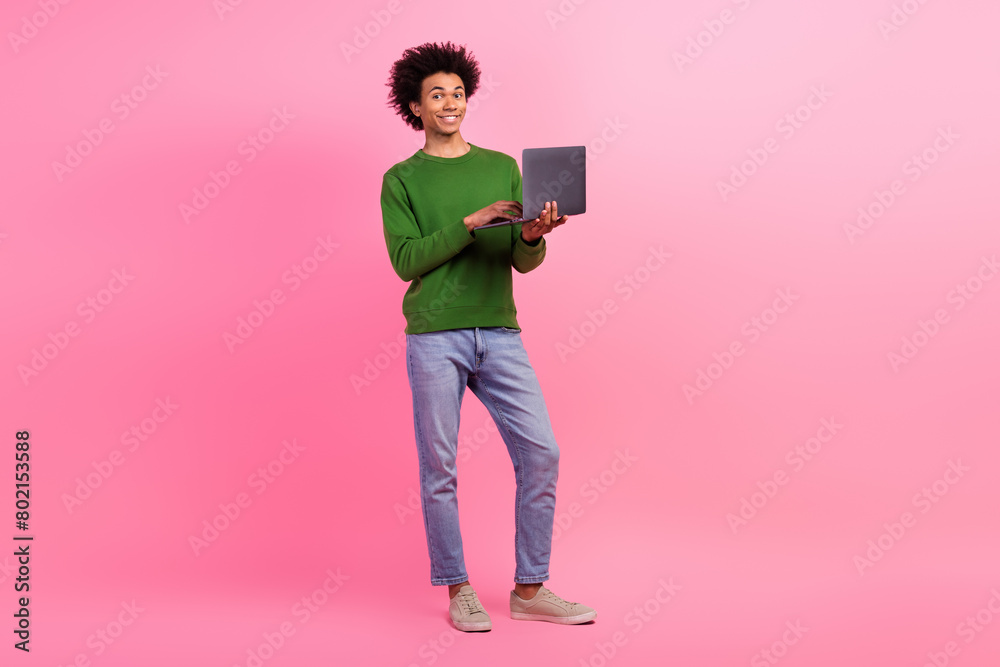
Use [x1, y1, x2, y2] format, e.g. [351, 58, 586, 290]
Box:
[520, 200, 568, 244]
[464, 200, 523, 232]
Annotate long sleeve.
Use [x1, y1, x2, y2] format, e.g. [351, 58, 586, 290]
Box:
[381, 172, 474, 282]
[510, 160, 546, 273]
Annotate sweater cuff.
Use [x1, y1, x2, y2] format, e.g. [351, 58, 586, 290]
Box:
[443, 218, 476, 254]
[517, 235, 545, 253]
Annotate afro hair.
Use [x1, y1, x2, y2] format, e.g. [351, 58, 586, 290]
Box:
[385, 41, 482, 132]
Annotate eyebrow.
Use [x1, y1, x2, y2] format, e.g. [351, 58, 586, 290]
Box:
[429, 86, 464, 92]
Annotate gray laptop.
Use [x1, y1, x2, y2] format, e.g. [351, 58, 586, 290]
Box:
[478, 145, 587, 228]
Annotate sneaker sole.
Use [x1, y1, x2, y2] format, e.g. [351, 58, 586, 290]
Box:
[510, 610, 597, 624]
[452, 620, 492, 632]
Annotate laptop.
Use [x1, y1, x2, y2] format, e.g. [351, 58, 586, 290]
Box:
[477, 145, 587, 228]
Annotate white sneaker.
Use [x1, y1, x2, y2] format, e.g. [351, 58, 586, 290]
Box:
[510, 586, 597, 624]
[449, 585, 492, 632]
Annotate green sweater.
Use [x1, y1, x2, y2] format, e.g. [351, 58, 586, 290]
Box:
[381, 143, 546, 334]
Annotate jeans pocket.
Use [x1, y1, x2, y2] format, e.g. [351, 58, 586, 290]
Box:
[499, 327, 521, 334]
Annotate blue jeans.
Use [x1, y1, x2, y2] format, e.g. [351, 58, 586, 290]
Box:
[405, 326, 560, 586]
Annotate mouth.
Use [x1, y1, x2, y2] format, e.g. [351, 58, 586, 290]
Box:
[439, 115, 460, 124]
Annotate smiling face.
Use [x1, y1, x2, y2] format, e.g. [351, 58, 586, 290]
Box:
[409, 71, 467, 138]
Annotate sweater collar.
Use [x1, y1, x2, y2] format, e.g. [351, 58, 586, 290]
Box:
[415, 143, 479, 164]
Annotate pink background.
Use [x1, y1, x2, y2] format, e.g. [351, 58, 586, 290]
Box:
[2, 1, 999, 665]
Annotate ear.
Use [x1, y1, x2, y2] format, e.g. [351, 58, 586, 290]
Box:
[408, 100, 420, 117]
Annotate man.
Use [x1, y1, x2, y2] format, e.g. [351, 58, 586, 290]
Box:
[381, 41, 596, 632]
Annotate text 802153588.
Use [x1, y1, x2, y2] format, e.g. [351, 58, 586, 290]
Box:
[14, 430, 32, 652]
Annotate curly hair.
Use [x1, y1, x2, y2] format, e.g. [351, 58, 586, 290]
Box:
[385, 41, 481, 132]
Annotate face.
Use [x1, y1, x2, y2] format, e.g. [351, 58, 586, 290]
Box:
[409, 71, 467, 136]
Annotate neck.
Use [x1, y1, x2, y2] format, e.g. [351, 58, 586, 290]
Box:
[421, 131, 470, 158]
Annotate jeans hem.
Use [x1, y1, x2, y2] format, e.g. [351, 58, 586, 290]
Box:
[431, 575, 471, 586]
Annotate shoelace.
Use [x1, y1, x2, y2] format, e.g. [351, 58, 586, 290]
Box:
[458, 591, 485, 615]
[537, 588, 575, 608]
